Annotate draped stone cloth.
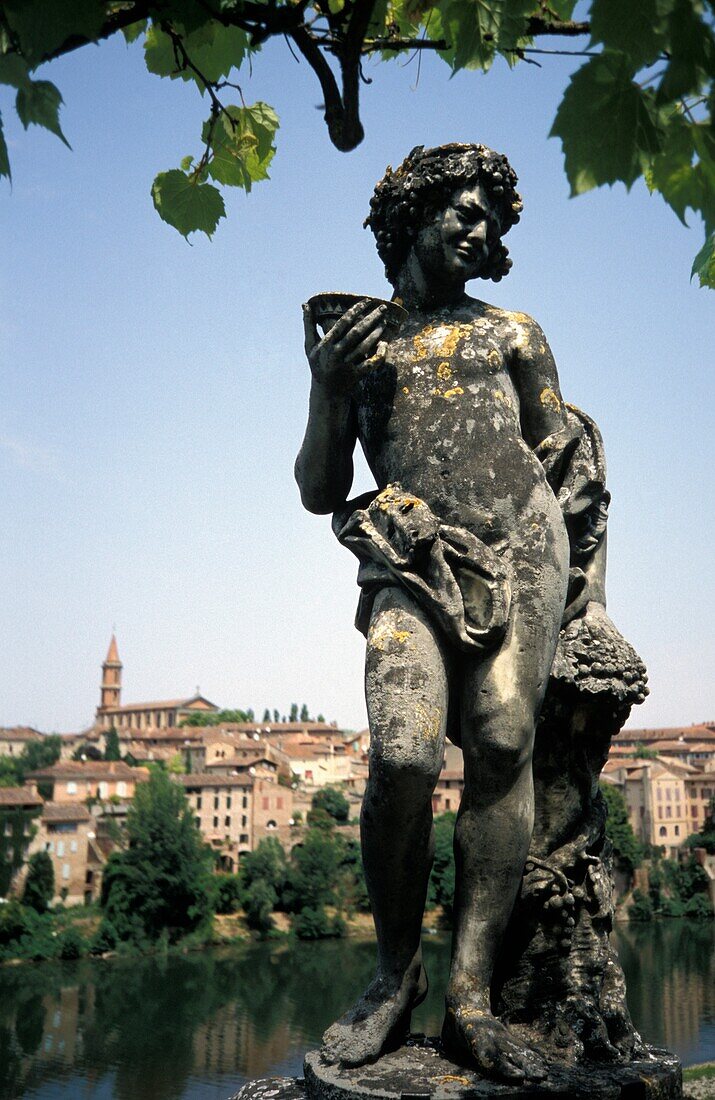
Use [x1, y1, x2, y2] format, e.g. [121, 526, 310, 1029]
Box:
[332, 484, 511, 654]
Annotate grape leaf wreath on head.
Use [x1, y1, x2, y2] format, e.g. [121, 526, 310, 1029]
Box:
[0, 0, 713, 287]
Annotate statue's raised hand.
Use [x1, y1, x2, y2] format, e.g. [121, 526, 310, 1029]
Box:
[303, 299, 388, 394]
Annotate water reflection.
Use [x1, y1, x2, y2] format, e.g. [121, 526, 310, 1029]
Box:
[0, 923, 712, 1100]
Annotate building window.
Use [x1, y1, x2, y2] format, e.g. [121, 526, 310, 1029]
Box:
[692, 806, 698, 817]
[213, 816, 219, 829]
[62, 863, 70, 880]
[665, 788, 672, 801]
[226, 796, 232, 809]
[99, 782, 109, 799]
[225, 815, 231, 827]
[67, 782, 77, 795]
[196, 796, 202, 810]
[239, 834, 249, 844]
[262, 797, 269, 811]
[117, 782, 127, 797]
[267, 820, 277, 829]
[214, 796, 219, 810]
[195, 817, 201, 829]
[674, 825, 680, 836]
[70, 840, 78, 853]
[666, 806, 672, 818]
[657, 787, 662, 801]
[57, 841, 65, 857]
[659, 826, 667, 837]
[276, 797, 283, 810]
[242, 796, 248, 809]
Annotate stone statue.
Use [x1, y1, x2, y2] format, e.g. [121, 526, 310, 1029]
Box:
[293, 143, 674, 1096]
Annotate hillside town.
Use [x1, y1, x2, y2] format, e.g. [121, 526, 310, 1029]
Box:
[1, 636, 714, 908]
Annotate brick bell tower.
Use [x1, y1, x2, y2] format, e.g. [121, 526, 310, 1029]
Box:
[98, 634, 122, 720]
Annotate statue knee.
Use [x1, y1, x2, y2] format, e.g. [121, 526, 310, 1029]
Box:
[369, 738, 442, 796]
[462, 711, 534, 786]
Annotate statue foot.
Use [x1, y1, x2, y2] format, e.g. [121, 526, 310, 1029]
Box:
[442, 1002, 548, 1084]
[321, 962, 428, 1067]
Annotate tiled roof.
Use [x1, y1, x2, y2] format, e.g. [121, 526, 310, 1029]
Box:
[26, 760, 149, 781]
[42, 801, 91, 822]
[617, 724, 715, 743]
[206, 755, 276, 770]
[0, 726, 43, 742]
[120, 727, 203, 742]
[177, 774, 255, 789]
[0, 786, 43, 807]
[101, 695, 217, 714]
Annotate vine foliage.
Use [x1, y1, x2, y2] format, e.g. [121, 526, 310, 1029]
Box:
[0, 0, 713, 285]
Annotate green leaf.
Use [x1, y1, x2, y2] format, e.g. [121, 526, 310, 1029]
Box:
[0, 110, 11, 181]
[435, 0, 501, 70]
[691, 231, 715, 287]
[15, 80, 70, 148]
[151, 169, 225, 239]
[2, 0, 106, 67]
[590, 0, 666, 69]
[656, 0, 715, 104]
[122, 20, 148, 45]
[144, 21, 249, 86]
[551, 54, 664, 193]
[204, 102, 279, 191]
[646, 114, 698, 224]
[180, 154, 195, 171]
[0, 52, 30, 89]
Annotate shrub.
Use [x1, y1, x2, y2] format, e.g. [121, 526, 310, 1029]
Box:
[310, 787, 350, 824]
[90, 920, 119, 955]
[22, 851, 55, 914]
[214, 873, 243, 914]
[628, 888, 654, 922]
[243, 879, 277, 933]
[684, 893, 714, 920]
[293, 906, 337, 939]
[57, 926, 86, 960]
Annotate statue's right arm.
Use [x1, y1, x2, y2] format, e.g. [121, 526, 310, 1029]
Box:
[295, 381, 358, 514]
[294, 300, 388, 515]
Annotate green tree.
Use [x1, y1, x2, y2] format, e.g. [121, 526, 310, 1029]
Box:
[310, 787, 350, 824]
[300, 704, 310, 722]
[600, 782, 644, 875]
[428, 812, 457, 921]
[633, 742, 660, 760]
[1, 734, 63, 788]
[285, 829, 341, 912]
[629, 887, 655, 922]
[262, 709, 271, 722]
[289, 703, 299, 722]
[180, 708, 250, 727]
[72, 743, 103, 762]
[1, 2, 713, 284]
[683, 797, 715, 854]
[239, 836, 288, 899]
[104, 726, 121, 761]
[100, 769, 213, 943]
[22, 850, 54, 913]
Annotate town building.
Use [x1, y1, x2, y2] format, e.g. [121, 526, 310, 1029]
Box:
[0, 726, 44, 757]
[0, 786, 44, 895]
[25, 759, 149, 804]
[178, 774, 293, 870]
[94, 635, 219, 731]
[36, 801, 104, 906]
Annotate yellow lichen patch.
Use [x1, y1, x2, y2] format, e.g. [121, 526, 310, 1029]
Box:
[393, 296, 404, 306]
[415, 702, 442, 742]
[375, 486, 424, 511]
[402, 386, 410, 395]
[436, 322, 472, 358]
[443, 387, 464, 399]
[433, 387, 442, 396]
[487, 348, 500, 368]
[539, 386, 562, 413]
[439, 1077, 471, 1087]
[493, 389, 512, 407]
[392, 630, 410, 644]
[412, 324, 435, 360]
[437, 360, 452, 381]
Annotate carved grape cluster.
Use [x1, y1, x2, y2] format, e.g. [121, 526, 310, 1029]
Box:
[553, 608, 649, 705]
[364, 143, 523, 283]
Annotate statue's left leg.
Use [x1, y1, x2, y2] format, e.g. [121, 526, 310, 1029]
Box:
[443, 537, 568, 1082]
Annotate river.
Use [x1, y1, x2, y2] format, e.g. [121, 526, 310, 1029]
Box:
[0, 921, 713, 1100]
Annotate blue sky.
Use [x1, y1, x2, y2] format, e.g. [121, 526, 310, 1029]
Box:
[2, 31, 713, 733]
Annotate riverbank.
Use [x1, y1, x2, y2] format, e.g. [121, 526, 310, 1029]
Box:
[684, 1064, 715, 1099]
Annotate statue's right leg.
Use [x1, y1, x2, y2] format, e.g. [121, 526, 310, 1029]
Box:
[321, 585, 449, 1067]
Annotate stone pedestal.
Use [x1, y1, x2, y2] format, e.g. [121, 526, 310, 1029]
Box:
[231, 1037, 682, 1100]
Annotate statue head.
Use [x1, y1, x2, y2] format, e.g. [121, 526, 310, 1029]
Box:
[365, 143, 523, 286]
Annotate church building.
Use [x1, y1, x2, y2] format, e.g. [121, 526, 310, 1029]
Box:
[95, 636, 219, 732]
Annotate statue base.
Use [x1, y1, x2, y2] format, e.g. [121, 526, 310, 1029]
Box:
[230, 1037, 682, 1100]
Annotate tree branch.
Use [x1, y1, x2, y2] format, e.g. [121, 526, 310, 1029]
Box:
[290, 25, 363, 150]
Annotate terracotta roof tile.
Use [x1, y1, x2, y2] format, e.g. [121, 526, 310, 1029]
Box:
[0, 786, 44, 807]
[42, 801, 91, 822]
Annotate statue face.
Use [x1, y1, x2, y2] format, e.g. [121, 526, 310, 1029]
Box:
[413, 182, 495, 287]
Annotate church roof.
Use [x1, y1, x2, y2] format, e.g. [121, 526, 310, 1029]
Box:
[100, 694, 217, 714]
[105, 634, 121, 664]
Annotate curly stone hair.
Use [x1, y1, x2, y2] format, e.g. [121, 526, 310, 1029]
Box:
[364, 143, 523, 284]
